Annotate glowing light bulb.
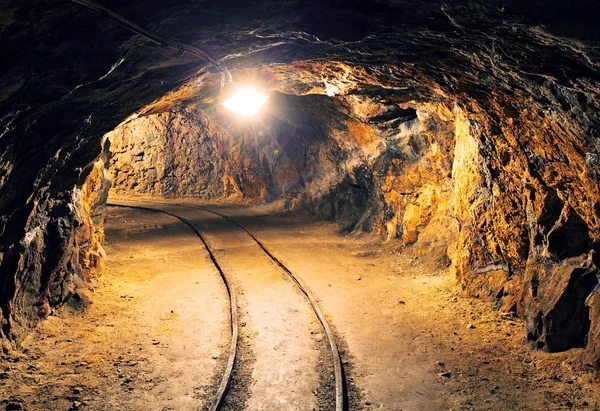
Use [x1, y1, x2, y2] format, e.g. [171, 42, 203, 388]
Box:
[221, 88, 268, 117]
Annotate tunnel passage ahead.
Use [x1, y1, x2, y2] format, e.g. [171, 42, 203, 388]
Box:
[1, 1, 600, 409]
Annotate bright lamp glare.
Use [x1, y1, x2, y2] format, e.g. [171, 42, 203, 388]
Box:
[222, 88, 268, 117]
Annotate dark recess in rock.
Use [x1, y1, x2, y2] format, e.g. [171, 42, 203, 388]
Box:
[547, 209, 592, 259]
[529, 266, 599, 352]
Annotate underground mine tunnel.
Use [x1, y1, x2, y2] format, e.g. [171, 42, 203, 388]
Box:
[1, 0, 600, 409]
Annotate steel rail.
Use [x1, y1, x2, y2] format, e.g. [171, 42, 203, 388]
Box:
[106, 202, 237, 411]
[120, 198, 347, 411]
[194, 206, 347, 411]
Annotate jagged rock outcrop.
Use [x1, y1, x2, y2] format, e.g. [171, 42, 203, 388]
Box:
[1, 0, 599, 368]
[3, 145, 111, 344]
[449, 89, 600, 365]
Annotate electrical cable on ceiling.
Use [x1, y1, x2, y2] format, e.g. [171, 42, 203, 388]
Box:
[68, 0, 233, 84]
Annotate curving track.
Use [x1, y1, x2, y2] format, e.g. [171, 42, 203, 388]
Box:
[107, 198, 346, 411]
[106, 202, 238, 411]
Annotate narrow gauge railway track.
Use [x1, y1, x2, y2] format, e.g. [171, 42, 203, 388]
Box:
[108, 199, 347, 411]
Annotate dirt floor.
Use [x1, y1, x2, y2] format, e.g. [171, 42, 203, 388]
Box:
[1, 198, 600, 410]
[0, 207, 231, 410]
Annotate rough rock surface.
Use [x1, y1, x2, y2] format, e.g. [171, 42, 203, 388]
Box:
[1, 0, 599, 368]
[108, 110, 246, 200]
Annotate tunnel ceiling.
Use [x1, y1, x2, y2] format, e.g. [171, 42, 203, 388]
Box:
[1, 0, 600, 367]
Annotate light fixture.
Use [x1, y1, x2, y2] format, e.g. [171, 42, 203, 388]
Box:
[70, 0, 269, 118]
[221, 88, 269, 117]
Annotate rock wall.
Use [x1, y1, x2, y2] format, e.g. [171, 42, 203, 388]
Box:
[450, 92, 600, 367]
[3, 144, 111, 344]
[108, 110, 246, 200]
